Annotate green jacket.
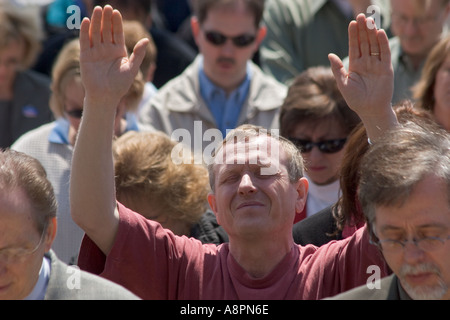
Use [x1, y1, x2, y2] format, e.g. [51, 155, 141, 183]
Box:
[260, 0, 391, 85]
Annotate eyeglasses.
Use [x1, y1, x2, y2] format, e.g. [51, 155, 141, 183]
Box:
[0, 224, 47, 264]
[204, 30, 256, 47]
[65, 109, 83, 119]
[288, 138, 347, 154]
[374, 235, 450, 253]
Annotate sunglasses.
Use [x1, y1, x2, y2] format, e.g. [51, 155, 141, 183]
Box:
[65, 109, 83, 119]
[288, 138, 347, 154]
[204, 31, 256, 47]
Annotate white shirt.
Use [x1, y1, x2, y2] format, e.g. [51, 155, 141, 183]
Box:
[305, 174, 341, 217]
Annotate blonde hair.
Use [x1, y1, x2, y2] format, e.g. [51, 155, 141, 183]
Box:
[50, 38, 145, 118]
[0, 4, 44, 69]
[113, 131, 210, 225]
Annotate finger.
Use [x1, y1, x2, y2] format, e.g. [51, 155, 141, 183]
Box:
[79, 17, 91, 50]
[90, 6, 102, 47]
[356, 14, 370, 57]
[348, 20, 360, 61]
[328, 53, 347, 89]
[129, 38, 150, 75]
[101, 5, 114, 44]
[367, 18, 380, 58]
[377, 29, 391, 64]
[111, 9, 124, 46]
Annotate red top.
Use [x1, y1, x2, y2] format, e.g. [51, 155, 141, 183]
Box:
[78, 202, 389, 300]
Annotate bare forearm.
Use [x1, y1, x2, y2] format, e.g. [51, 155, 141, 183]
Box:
[358, 106, 399, 142]
[70, 96, 119, 255]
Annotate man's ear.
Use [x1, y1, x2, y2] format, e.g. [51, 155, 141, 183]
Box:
[255, 25, 267, 45]
[295, 177, 309, 215]
[191, 16, 201, 46]
[207, 192, 220, 224]
[44, 217, 57, 252]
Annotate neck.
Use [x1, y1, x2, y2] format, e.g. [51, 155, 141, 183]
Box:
[203, 66, 247, 95]
[228, 235, 294, 278]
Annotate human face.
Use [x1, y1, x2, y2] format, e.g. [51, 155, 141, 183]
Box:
[64, 76, 127, 138]
[63, 76, 85, 132]
[290, 119, 347, 186]
[208, 136, 307, 240]
[374, 174, 450, 300]
[0, 188, 53, 300]
[0, 39, 24, 91]
[433, 53, 450, 131]
[191, 2, 265, 93]
[390, 0, 449, 61]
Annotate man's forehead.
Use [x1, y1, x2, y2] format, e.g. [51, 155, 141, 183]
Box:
[214, 135, 285, 166]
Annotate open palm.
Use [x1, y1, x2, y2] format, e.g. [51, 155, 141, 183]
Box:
[329, 14, 394, 119]
[79, 6, 148, 107]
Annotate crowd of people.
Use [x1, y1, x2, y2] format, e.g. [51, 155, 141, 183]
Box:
[0, 0, 449, 301]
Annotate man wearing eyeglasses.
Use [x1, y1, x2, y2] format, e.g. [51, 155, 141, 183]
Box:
[328, 120, 450, 300]
[0, 150, 139, 300]
[387, 0, 450, 103]
[137, 0, 287, 155]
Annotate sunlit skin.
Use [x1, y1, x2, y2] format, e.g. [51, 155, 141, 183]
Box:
[208, 136, 307, 241]
[374, 174, 450, 300]
[208, 135, 308, 277]
[0, 188, 55, 300]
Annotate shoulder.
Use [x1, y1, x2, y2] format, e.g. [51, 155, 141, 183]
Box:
[265, 0, 326, 20]
[293, 206, 341, 246]
[148, 58, 200, 107]
[45, 250, 140, 300]
[16, 70, 51, 89]
[12, 122, 55, 150]
[250, 64, 287, 96]
[325, 274, 399, 300]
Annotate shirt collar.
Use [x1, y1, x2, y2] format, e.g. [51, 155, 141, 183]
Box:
[24, 256, 51, 300]
[49, 115, 139, 145]
[198, 56, 253, 102]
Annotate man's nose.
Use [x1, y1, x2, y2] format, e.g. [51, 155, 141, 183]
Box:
[238, 174, 257, 195]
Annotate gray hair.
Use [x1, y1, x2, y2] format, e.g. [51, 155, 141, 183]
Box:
[358, 121, 450, 239]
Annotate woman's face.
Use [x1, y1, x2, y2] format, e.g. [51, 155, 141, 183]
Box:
[63, 76, 128, 138]
[63, 77, 85, 132]
[290, 119, 348, 185]
[433, 53, 450, 131]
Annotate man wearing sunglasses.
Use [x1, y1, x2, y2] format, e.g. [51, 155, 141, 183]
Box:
[138, 0, 287, 155]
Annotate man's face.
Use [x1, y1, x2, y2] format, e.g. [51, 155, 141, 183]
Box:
[192, 2, 265, 93]
[208, 135, 307, 240]
[374, 174, 450, 300]
[0, 39, 24, 90]
[0, 189, 52, 300]
[390, 0, 450, 59]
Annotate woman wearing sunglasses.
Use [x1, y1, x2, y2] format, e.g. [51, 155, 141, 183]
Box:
[279, 66, 361, 223]
[11, 38, 144, 265]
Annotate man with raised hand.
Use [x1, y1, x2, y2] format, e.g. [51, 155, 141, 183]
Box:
[71, 7, 396, 300]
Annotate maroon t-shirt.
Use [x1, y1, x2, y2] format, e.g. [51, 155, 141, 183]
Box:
[78, 202, 389, 299]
